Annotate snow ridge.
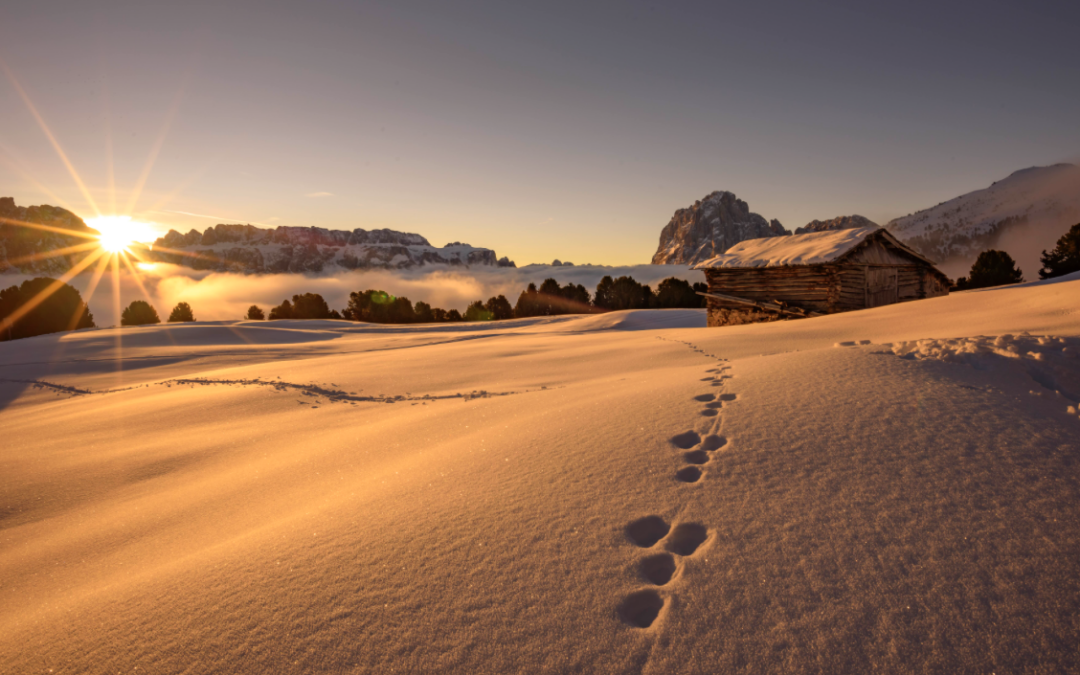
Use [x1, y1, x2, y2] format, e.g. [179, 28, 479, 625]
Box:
[885, 164, 1080, 271]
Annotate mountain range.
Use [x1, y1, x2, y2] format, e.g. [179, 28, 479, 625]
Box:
[147, 224, 516, 273]
[651, 164, 1079, 278]
[0, 202, 516, 274]
[4, 163, 1078, 279]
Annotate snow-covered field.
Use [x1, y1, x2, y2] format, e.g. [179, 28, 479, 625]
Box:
[2, 274, 1079, 674]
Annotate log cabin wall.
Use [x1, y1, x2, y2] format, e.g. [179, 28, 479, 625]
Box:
[699, 229, 952, 327]
[703, 267, 838, 313]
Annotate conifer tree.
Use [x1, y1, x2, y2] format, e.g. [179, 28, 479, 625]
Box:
[168, 302, 195, 322]
[1039, 223, 1080, 280]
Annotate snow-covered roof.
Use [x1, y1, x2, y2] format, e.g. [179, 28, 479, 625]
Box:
[691, 226, 930, 269]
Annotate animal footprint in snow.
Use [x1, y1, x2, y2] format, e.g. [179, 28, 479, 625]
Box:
[670, 431, 701, 449]
[618, 590, 664, 628]
[683, 450, 709, 465]
[704, 401, 723, 409]
[626, 516, 670, 548]
[675, 467, 702, 483]
[700, 408, 719, 417]
[664, 523, 709, 556]
[718, 393, 737, 401]
[694, 394, 715, 402]
[639, 553, 677, 585]
[700, 435, 727, 451]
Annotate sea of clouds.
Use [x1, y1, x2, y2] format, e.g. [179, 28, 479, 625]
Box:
[0, 263, 702, 326]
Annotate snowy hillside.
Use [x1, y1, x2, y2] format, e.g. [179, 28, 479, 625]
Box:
[1, 274, 1079, 673]
[886, 163, 1080, 278]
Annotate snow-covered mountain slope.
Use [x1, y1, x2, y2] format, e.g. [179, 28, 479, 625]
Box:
[149, 223, 516, 273]
[652, 190, 789, 265]
[886, 164, 1080, 279]
[2, 274, 1078, 673]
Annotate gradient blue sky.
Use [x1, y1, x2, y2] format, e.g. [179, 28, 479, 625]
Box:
[1, 0, 1077, 265]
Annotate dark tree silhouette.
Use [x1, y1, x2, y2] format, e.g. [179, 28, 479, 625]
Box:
[290, 293, 332, 319]
[168, 302, 195, 322]
[431, 307, 448, 322]
[414, 301, 435, 323]
[1039, 223, 1080, 280]
[561, 282, 590, 307]
[594, 275, 655, 310]
[514, 279, 593, 317]
[270, 294, 331, 319]
[269, 299, 293, 320]
[246, 305, 265, 320]
[0, 277, 95, 341]
[485, 295, 514, 320]
[954, 250, 1024, 290]
[514, 283, 541, 317]
[345, 290, 416, 323]
[446, 309, 463, 322]
[464, 300, 490, 321]
[655, 277, 704, 308]
[122, 300, 161, 326]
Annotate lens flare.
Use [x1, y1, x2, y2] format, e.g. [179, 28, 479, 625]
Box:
[88, 215, 155, 253]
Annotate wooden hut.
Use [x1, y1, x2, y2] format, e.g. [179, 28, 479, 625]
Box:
[691, 227, 951, 327]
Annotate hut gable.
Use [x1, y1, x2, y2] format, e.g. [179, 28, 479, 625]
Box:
[693, 227, 934, 270]
[691, 227, 951, 327]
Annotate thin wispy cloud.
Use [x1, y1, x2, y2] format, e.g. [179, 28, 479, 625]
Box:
[154, 209, 281, 229]
[305, 191, 333, 198]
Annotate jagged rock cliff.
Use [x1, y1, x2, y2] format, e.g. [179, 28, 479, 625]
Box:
[0, 197, 96, 275]
[148, 223, 516, 273]
[794, 215, 878, 235]
[652, 191, 789, 264]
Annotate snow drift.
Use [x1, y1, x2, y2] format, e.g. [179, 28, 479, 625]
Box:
[1, 273, 1078, 674]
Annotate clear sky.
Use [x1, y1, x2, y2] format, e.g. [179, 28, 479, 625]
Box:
[1, 0, 1077, 265]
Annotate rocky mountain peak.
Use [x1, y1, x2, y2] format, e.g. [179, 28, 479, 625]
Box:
[794, 215, 879, 235]
[652, 190, 789, 264]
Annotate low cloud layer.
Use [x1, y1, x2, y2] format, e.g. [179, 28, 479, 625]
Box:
[1, 264, 702, 326]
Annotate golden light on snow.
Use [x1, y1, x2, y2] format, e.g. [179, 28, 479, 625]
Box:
[88, 215, 155, 253]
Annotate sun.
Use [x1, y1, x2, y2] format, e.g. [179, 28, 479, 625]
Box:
[87, 215, 155, 253]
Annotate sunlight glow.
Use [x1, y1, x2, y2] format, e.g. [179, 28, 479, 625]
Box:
[88, 215, 156, 253]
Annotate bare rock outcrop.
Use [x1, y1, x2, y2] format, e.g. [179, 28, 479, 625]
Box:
[794, 215, 878, 235]
[652, 190, 789, 264]
[0, 197, 96, 275]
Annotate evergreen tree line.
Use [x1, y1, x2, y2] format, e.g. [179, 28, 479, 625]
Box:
[246, 276, 709, 325]
[0, 278, 95, 341]
[953, 222, 1080, 290]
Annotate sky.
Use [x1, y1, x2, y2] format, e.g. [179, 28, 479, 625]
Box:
[1, 0, 1078, 266]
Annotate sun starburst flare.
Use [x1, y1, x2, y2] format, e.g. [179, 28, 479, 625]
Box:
[87, 215, 157, 254]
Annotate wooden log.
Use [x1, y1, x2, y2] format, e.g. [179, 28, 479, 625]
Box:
[699, 291, 824, 317]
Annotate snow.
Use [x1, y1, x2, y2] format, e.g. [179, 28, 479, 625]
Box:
[885, 163, 1080, 278]
[693, 226, 883, 268]
[1, 274, 1079, 673]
